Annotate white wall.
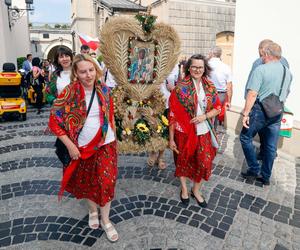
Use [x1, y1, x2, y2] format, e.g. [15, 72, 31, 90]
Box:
[11, 0, 30, 58]
[0, 0, 30, 68]
[232, 0, 300, 121]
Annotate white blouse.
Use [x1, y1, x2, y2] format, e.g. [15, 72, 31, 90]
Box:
[193, 79, 209, 135]
[78, 89, 115, 147]
[56, 71, 71, 95]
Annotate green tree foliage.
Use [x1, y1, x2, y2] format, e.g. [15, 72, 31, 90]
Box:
[17, 57, 26, 70]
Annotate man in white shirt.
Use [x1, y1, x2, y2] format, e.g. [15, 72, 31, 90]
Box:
[105, 69, 117, 89]
[160, 65, 179, 108]
[208, 46, 233, 130]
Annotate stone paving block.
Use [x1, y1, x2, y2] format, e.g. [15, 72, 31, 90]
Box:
[0, 108, 299, 249]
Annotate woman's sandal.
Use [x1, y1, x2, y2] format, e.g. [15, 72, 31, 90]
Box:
[101, 221, 119, 242]
[147, 154, 157, 168]
[88, 211, 99, 229]
[157, 158, 167, 170]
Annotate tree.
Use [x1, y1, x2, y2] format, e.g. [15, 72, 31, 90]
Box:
[54, 24, 61, 28]
[17, 57, 26, 70]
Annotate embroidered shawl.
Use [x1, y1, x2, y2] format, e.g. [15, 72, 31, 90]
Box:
[169, 75, 221, 158]
[48, 80, 114, 148]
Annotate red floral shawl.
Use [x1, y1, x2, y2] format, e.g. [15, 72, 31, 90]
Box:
[48, 80, 114, 147]
[169, 75, 221, 158]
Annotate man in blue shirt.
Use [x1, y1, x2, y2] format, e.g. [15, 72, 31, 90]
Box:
[22, 54, 32, 75]
[245, 39, 290, 161]
[240, 42, 292, 185]
[245, 39, 289, 98]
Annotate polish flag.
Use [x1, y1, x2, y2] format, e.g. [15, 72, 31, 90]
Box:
[77, 33, 100, 50]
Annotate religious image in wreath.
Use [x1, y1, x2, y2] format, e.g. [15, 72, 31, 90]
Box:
[100, 8, 181, 153]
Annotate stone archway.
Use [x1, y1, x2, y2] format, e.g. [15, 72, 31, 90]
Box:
[43, 39, 72, 62]
[46, 45, 70, 63]
[216, 31, 234, 69]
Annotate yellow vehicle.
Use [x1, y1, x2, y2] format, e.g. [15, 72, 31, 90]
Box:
[27, 85, 46, 104]
[0, 63, 27, 121]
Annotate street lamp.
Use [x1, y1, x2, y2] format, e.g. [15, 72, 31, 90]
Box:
[71, 31, 76, 54]
[5, 0, 34, 30]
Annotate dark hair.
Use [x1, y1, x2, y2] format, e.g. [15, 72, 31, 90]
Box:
[184, 54, 211, 78]
[53, 46, 73, 77]
[32, 57, 41, 67]
[26, 54, 32, 59]
[80, 44, 90, 51]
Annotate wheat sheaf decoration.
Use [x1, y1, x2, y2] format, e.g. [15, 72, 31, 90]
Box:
[99, 13, 181, 153]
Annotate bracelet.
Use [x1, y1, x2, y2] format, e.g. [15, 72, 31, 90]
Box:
[242, 113, 249, 117]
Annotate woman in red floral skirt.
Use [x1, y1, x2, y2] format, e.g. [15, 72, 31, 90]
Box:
[169, 54, 221, 207]
[48, 54, 118, 242]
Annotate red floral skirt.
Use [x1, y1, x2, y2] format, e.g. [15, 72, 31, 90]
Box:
[65, 141, 118, 207]
[174, 131, 216, 183]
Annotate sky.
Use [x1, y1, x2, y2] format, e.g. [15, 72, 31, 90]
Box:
[29, 0, 71, 24]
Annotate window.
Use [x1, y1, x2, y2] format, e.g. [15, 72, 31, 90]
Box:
[43, 33, 49, 39]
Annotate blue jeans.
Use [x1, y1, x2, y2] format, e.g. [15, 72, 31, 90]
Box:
[240, 102, 282, 181]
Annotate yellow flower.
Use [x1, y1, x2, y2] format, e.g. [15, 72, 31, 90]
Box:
[139, 101, 143, 106]
[157, 125, 162, 133]
[137, 123, 149, 133]
[161, 115, 169, 126]
[125, 127, 131, 135]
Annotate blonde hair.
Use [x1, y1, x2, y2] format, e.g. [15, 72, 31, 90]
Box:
[70, 54, 102, 82]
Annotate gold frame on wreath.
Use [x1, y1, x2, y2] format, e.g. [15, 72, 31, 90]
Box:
[99, 16, 181, 153]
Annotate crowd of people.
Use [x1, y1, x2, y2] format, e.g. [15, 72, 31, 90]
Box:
[20, 39, 292, 242]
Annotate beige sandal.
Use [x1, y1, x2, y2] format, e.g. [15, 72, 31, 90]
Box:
[101, 221, 119, 242]
[88, 211, 99, 230]
[158, 158, 167, 170]
[147, 153, 157, 167]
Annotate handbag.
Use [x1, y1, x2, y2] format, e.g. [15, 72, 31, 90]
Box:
[55, 85, 96, 166]
[261, 65, 286, 118]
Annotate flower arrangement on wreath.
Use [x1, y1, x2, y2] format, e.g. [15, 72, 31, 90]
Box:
[132, 118, 151, 145]
[113, 89, 169, 145]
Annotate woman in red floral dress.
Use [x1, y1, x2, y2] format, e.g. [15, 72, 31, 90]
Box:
[48, 54, 118, 242]
[169, 54, 221, 207]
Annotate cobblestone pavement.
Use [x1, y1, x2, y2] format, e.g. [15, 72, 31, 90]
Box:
[0, 107, 299, 250]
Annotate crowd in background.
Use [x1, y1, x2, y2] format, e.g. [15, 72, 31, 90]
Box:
[12, 39, 292, 243]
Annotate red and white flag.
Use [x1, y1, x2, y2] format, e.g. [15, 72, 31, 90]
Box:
[77, 33, 100, 50]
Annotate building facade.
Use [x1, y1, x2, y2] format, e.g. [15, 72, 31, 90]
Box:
[0, 0, 31, 69]
[29, 26, 72, 61]
[71, 0, 235, 66]
[142, 0, 236, 67]
[71, 0, 146, 54]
